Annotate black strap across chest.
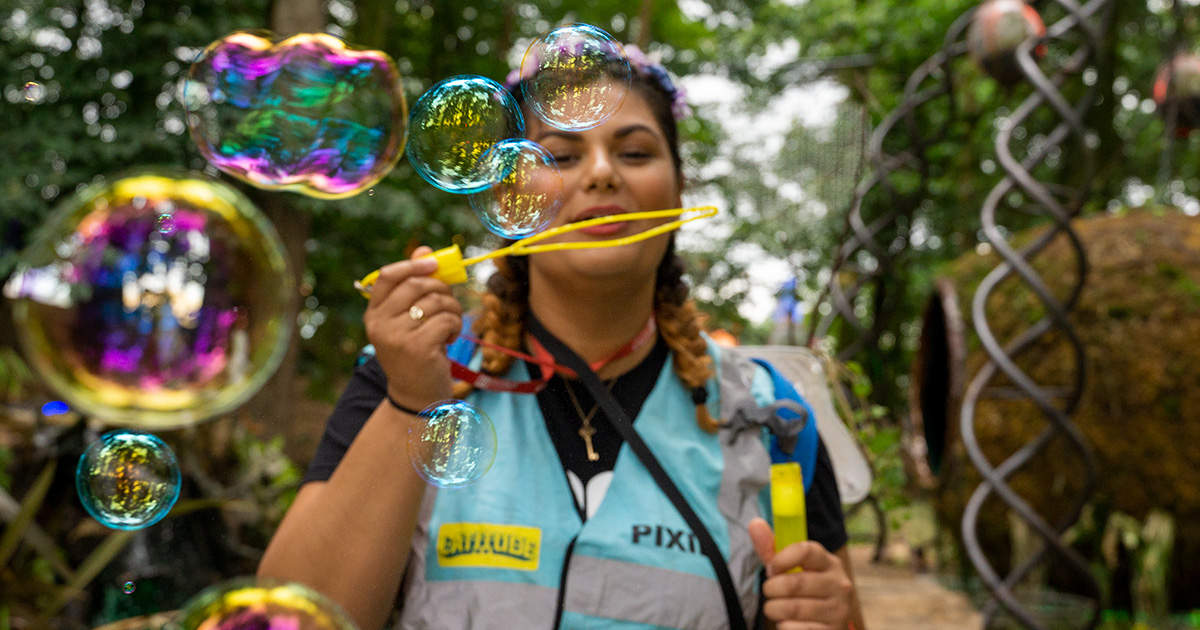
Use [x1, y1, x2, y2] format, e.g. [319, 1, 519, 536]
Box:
[527, 316, 748, 630]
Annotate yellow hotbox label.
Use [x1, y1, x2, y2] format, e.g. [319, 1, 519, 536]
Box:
[436, 523, 541, 571]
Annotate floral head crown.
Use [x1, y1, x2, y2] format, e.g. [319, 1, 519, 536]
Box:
[504, 43, 692, 121]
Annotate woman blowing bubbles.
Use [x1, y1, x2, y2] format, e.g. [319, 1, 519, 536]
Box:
[259, 43, 867, 630]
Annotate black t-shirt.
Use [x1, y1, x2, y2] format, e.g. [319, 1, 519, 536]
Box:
[529, 338, 671, 488]
[303, 343, 849, 552]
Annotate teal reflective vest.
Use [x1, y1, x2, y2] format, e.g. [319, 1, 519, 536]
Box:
[396, 339, 814, 630]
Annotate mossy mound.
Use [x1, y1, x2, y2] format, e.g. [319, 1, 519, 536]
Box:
[928, 208, 1200, 607]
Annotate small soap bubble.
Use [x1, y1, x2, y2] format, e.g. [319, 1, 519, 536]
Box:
[179, 578, 358, 630]
[367, 188, 375, 197]
[123, 581, 136, 594]
[407, 400, 496, 488]
[521, 24, 630, 131]
[4, 173, 293, 429]
[23, 81, 45, 102]
[156, 213, 176, 235]
[76, 430, 181, 530]
[185, 31, 407, 199]
[469, 139, 563, 238]
[406, 75, 524, 193]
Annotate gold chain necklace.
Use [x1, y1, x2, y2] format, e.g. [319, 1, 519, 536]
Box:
[562, 376, 618, 462]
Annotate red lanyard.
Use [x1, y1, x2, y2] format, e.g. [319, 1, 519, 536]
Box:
[449, 317, 657, 394]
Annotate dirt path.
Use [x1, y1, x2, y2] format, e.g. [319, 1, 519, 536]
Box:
[849, 545, 983, 630]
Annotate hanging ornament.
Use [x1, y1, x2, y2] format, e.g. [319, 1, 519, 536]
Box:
[967, 0, 1048, 85]
[1153, 53, 1200, 137]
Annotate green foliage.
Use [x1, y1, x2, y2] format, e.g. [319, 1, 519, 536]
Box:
[0, 416, 305, 626]
[0, 461, 56, 570]
[695, 0, 1200, 423]
[0, 446, 11, 491]
[1, 0, 273, 275]
[5, 0, 1199, 408]
[294, 0, 878, 389]
[228, 432, 302, 549]
[0, 348, 36, 403]
[4, 0, 1200, 621]
[825, 358, 911, 518]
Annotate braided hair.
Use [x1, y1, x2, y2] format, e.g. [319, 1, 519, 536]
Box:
[453, 237, 718, 432]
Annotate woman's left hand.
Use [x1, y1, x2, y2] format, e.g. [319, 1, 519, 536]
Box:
[748, 517, 854, 630]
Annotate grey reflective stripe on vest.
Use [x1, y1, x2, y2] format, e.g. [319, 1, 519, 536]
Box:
[563, 555, 730, 629]
[401, 580, 558, 629]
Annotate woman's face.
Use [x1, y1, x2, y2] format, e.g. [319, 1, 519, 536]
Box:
[523, 88, 682, 286]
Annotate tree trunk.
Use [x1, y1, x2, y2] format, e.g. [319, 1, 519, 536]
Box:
[353, 0, 394, 51]
[239, 0, 326, 452]
[636, 0, 654, 49]
[270, 0, 327, 40]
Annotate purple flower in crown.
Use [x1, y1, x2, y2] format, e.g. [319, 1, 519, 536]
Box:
[622, 44, 692, 120]
[505, 46, 542, 91]
[504, 68, 524, 91]
[622, 44, 654, 72]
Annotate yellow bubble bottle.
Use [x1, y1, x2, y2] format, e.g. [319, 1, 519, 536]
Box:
[770, 462, 807, 571]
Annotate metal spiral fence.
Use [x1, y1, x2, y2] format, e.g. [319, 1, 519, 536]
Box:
[810, 0, 1122, 627]
[808, 12, 975, 359]
[959, 1, 1114, 628]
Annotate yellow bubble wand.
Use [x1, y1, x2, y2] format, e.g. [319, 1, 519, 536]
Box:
[355, 205, 717, 297]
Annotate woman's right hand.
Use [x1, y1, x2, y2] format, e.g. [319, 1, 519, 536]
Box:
[363, 246, 464, 412]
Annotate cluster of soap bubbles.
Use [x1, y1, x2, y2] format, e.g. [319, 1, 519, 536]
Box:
[180, 23, 631, 239]
[178, 579, 359, 630]
[404, 23, 630, 238]
[5, 173, 291, 531]
[9, 21, 634, 540]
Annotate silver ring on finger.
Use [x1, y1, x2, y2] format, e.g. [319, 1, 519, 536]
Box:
[409, 305, 425, 322]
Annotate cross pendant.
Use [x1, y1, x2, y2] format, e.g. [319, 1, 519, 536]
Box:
[578, 425, 600, 461]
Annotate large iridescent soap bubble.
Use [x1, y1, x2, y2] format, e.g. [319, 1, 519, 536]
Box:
[76, 430, 181, 530]
[521, 23, 630, 131]
[469, 139, 564, 238]
[406, 75, 524, 193]
[3, 173, 293, 428]
[178, 578, 359, 630]
[184, 31, 407, 199]
[407, 400, 496, 488]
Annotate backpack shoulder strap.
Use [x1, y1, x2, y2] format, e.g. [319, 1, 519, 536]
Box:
[718, 348, 820, 492]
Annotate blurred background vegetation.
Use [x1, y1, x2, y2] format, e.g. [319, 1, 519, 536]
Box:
[3, 0, 1200, 627]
